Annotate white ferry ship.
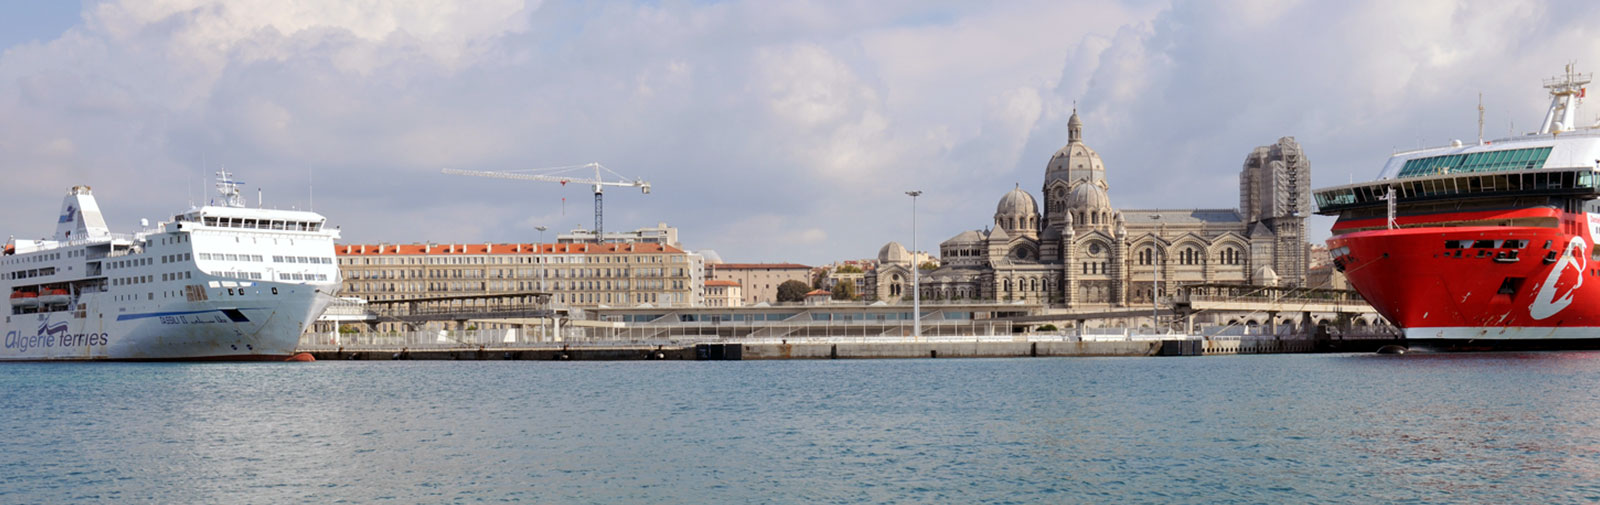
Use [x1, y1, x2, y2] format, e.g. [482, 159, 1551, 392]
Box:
[1, 172, 340, 360]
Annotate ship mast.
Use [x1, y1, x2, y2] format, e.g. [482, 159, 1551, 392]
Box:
[213, 170, 247, 208]
[1538, 63, 1590, 135]
[1477, 92, 1485, 145]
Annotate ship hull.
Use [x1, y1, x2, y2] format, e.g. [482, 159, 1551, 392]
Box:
[1329, 212, 1600, 349]
[1, 281, 334, 361]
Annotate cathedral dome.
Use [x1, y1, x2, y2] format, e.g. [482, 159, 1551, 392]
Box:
[1046, 143, 1104, 176]
[1067, 181, 1113, 211]
[878, 241, 911, 264]
[1044, 109, 1107, 190]
[995, 187, 1038, 217]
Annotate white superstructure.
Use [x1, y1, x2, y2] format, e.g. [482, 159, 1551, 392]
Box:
[1, 172, 341, 360]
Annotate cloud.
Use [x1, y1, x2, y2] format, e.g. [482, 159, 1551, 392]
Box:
[4, 0, 1600, 264]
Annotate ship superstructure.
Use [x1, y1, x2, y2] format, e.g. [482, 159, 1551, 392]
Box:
[1315, 65, 1600, 349]
[1, 172, 340, 360]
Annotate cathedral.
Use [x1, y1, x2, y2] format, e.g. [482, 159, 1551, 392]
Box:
[876, 110, 1311, 308]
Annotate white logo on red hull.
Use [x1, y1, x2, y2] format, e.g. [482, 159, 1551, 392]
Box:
[1530, 237, 1587, 320]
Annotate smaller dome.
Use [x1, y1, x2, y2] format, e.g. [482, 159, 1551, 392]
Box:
[995, 187, 1039, 217]
[1253, 265, 1281, 286]
[944, 230, 984, 245]
[878, 241, 911, 264]
[1067, 182, 1113, 211]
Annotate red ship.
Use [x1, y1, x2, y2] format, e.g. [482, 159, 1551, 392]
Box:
[1316, 65, 1600, 350]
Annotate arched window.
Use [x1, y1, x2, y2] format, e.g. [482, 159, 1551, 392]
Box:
[1180, 247, 1201, 265]
[1030, 278, 1038, 291]
[1005, 279, 1012, 292]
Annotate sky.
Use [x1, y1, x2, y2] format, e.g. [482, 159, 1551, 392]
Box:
[3, 0, 1600, 266]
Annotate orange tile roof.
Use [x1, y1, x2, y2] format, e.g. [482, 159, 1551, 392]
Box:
[336, 242, 684, 256]
[704, 280, 741, 287]
[712, 263, 811, 270]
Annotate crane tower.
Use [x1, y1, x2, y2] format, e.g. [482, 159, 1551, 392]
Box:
[443, 163, 651, 243]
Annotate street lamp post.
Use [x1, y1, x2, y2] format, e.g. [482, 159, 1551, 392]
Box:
[536, 225, 548, 243]
[906, 190, 923, 339]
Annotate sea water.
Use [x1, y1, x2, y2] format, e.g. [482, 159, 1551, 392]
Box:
[3, 353, 1600, 504]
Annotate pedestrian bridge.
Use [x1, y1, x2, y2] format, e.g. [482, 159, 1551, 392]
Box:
[1171, 283, 1378, 315]
[318, 292, 559, 327]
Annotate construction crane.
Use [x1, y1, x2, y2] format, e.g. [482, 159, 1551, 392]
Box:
[442, 163, 651, 243]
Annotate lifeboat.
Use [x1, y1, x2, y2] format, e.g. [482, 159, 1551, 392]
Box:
[38, 288, 70, 305]
[10, 291, 39, 307]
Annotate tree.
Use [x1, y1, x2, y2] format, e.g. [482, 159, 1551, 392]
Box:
[1036, 324, 1058, 332]
[836, 264, 864, 274]
[832, 280, 858, 301]
[919, 261, 939, 271]
[776, 280, 811, 302]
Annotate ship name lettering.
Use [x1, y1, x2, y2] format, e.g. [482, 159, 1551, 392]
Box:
[58, 333, 108, 347]
[4, 331, 54, 354]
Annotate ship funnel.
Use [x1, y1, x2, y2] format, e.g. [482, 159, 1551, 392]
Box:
[54, 186, 111, 241]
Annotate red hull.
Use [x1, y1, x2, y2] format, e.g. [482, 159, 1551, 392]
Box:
[1330, 208, 1600, 342]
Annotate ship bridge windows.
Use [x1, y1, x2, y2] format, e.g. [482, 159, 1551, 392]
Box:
[1318, 169, 1599, 215]
[201, 216, 324, 232]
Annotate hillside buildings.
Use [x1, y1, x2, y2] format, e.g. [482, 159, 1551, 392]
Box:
[557, 222, 681, 248]
[707, 263, 812, 305]
[704, 279, 743, 307]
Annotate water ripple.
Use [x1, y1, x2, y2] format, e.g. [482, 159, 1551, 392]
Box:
[3, 353, 1600, 503]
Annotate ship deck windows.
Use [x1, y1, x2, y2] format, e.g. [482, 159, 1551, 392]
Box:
[278, 273, 329, 281]
[5, 267, 57, 280]
[1397, 147, 1553, 178]
[1444, 239, 1529, 250]
[271, 255, 332, 264]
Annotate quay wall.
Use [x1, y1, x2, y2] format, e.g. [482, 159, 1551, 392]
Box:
[739, 341, 1160, 359]
[303, 335, 1386, 361]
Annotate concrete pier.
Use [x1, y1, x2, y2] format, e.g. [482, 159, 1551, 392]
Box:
[304, 334, 1400, 361]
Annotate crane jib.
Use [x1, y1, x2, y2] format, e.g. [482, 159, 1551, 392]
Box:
[441, 164, 652, 243]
